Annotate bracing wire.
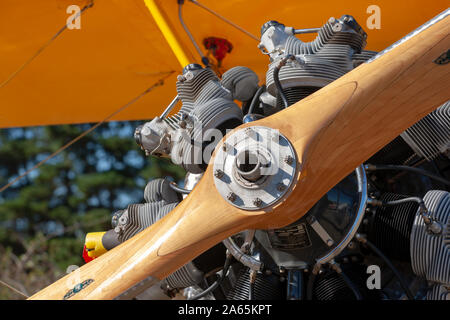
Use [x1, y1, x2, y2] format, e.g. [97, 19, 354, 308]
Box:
[0, 279, 29, 299]
[0, 71, 174, 194]
[189, 0, 259, 41]
[1, 0, 257, 300]
[0, 215, 111, 299]
[0, 0, 176, 298]
[0, 1, 95, 90]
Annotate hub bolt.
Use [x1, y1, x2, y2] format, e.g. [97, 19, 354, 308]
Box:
[253, 198, 263, 207]
[227, 192, 237, 202]
[277, 183, 286, 191]
[284, 155, 294, 165]
[214, 169, 224, 179]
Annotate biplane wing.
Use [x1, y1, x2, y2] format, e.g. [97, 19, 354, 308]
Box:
[0, 0, 447, 129]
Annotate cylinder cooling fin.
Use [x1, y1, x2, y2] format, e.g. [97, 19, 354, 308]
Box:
[366, 193, 419, 262]
[411, 190, 450, 286]
[427, 284, 450, 300]
[135, 64, 247, 174]
[401, 101, 450, 161]
[255, 166, 367, 268]
[101, 178, 218, 293]
[222, 265, 285, 300]
[275, 87, 319, 109]
[313, 264, 383, 300]
[120, 11, 450, 301]
[221, 66, 259, 102]
[260, 15, 370, 103]
[367, 136, 417, 165]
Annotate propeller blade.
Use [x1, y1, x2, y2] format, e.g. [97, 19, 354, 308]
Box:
[30, 10, 449, 300]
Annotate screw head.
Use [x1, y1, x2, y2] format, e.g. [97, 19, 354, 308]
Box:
[284, 155, 294, 165]
[347, 241, 355, 249]
[119, 216, 128, 225]
[271, 132, 281, 142]
[227, 192, 237, 202]
[214, 169, 224, 179]
[333, 24, 343, 32]
[253, 198, 263, 207]
[245, 127, 257, 139]
[277, 183, 286, 191]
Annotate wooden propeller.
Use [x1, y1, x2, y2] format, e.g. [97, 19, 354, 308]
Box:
[30, 11, 449, 300]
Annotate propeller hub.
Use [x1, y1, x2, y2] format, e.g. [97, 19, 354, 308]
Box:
[213, 126, 297, 210]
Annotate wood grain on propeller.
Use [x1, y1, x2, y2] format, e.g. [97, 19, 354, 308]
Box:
[30, 11, 449, 300]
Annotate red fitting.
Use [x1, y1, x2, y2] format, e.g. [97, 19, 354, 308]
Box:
[82, 245, 94, 263]
[203, 37, 233, 63]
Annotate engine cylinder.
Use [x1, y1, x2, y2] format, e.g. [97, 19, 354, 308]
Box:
[366, 193, 419, 262]
[411, 190, 450, 285]
[401, 101, 450, 161]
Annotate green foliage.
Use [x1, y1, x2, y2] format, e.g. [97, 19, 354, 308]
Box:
[0, 121, 186, 299]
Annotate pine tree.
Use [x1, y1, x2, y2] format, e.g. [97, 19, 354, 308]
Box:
[0, 121, 185, 299]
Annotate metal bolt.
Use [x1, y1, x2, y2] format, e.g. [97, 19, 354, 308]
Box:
[119, 216, 128, 224]
[277, 183, 286, 191]
[347, 241, 355, 249]
[272, 132, 281, 142]
[214, 169, 224, 179]
[222, 143, 233, 152]
[227, 192, 237, 202]
[326, 239, 334, 246]
[245, 127, 257, 139]
[333, 24, 342, 32]
[284, 155, 294, 165]
[184, 71, 194, 81]
[253, 198, 263, 207]
[141, 126, 151, 136]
